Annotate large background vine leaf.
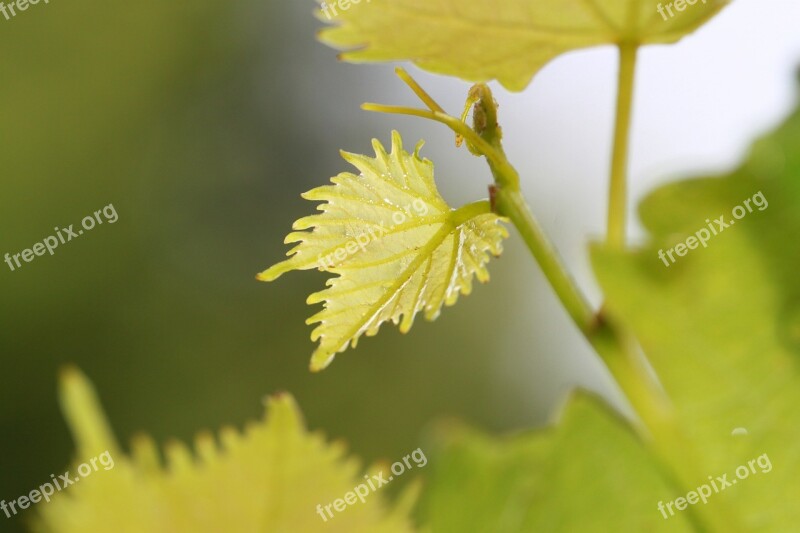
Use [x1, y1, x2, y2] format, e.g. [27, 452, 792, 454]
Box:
[420, 392, 690, 531]
[419, 92, 800, 533]
[589, 99, 800, 530]
[259, 132, 508, 371]
[318, 0, 729, 91]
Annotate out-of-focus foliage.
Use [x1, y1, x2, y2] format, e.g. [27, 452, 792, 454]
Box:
[418, 96, 800, 532]
[318, 0, 728, 91]
[420, 392, 689, 531]
[592, 99, 800, 529]
[34, 369, 416, 533]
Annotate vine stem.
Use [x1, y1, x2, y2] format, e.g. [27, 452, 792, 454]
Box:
[492, 186, 595, 332]
[470, 63, 742, 531]
[493, 176, 741, 533]
[365, 67, 743, 532]
[607, 42, 638, 248]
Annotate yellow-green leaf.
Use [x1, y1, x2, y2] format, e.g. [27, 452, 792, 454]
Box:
[590, 99, 800, 530]
[258, 131, 508, 371]
[318, 0, 729, 91]
[420, 392, 691, 531]
[34, 368, 416, 533]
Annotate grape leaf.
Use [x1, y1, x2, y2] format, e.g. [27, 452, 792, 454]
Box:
[258, 131, 508, 371]
[317, 0, 729, 91]
[590, 99, 800, 530]
[420, 392, 690, 531]
[419, 88, 800, 533]
[34, 368, 416, 533]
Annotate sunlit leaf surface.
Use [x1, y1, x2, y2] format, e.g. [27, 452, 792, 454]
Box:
[259, 132, 507, 371]
[318, 0, 728, 91]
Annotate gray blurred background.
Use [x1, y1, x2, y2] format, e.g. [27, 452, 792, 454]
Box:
[0, 0, 798, 531]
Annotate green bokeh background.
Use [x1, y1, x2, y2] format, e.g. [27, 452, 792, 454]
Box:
[0, 2, 554, 530]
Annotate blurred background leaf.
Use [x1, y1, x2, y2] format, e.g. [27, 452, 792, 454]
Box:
[591, 100, 800, 530]
[419, 95, 800, 533]
[35, 369, 416, 532]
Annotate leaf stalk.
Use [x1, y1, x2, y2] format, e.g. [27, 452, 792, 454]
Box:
[607, 42, 638, 248]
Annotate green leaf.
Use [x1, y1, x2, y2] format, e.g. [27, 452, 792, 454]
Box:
[259, 131, 508, 371]
[419, 90, 800, 533]
[35, 368, 417, 533]
[317, 0, 729, 91]
[590, 100, 800, 529]
[420, 392, 691, 531]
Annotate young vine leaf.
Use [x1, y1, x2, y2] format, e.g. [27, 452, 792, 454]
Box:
[258, 132, 508, 371]
[317, 0, 729, 91]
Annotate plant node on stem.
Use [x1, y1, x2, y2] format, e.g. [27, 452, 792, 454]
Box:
[364, 68, 743, 532]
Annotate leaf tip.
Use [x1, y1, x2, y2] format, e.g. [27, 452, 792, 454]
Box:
[310, 351, 336, 372]
[264, 391, 303, 421]
[256, 265, 284, 282]
[58, 366, 120, 457]
[390, 129, 404, 152]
